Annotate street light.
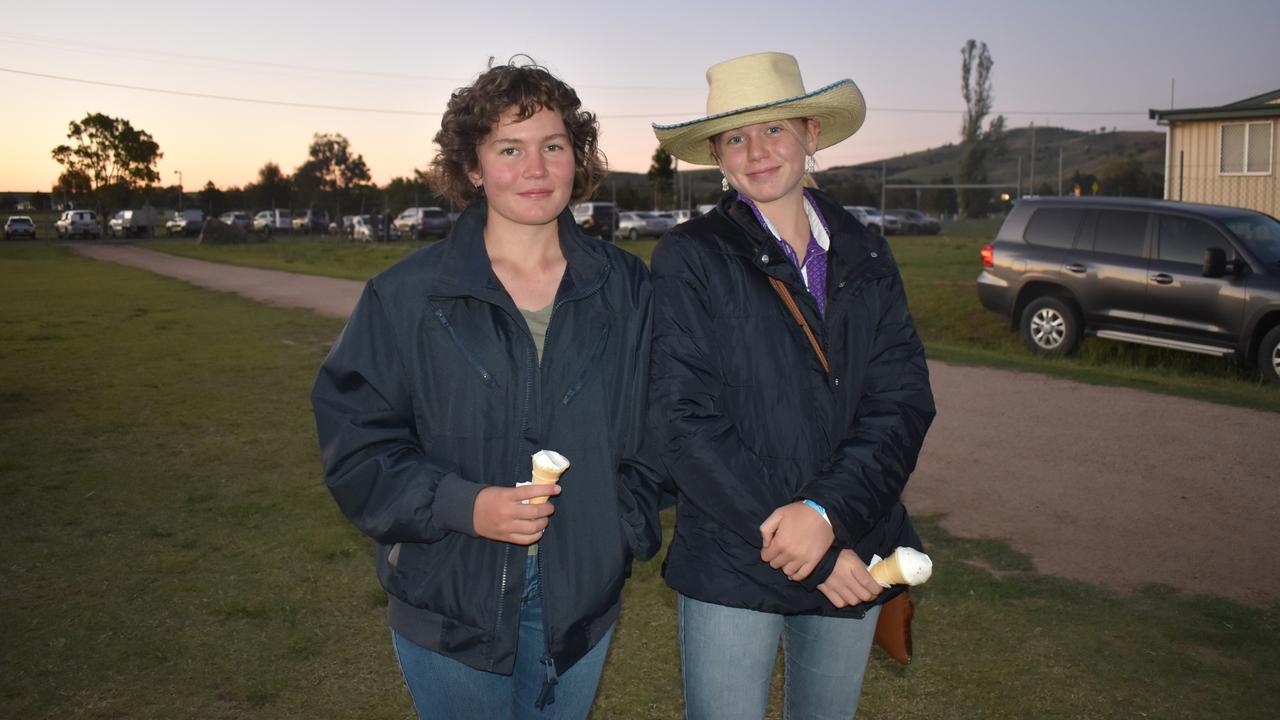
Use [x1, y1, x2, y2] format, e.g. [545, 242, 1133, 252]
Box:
[174, 170, 183, 211]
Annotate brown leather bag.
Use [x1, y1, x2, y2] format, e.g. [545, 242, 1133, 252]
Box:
[873, 591, 914, 665]
[768, 277, 916, 666]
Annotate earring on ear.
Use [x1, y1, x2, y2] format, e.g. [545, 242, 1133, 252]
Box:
[721, 175, 730, 192]
[805, 155, 817, 175]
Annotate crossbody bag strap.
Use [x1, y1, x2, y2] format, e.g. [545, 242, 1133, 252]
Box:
[767, 276, 830, 375]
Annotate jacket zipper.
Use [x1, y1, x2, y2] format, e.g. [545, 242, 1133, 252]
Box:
[433, 307, 497, 386]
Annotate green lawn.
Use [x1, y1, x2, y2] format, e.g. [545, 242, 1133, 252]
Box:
[2, 244, 1278, 718]
[144, 221, 1280, 412]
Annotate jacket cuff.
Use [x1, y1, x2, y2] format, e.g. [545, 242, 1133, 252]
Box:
[431, 472, 484, 537]
[798, 546, 842, 592]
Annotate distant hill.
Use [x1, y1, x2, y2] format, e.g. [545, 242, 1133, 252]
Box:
[826, 126, 1165, 188]
[600, 126, 1166, 209]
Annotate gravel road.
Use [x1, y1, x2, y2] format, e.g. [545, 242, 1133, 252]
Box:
[72, 243, 1280, 606]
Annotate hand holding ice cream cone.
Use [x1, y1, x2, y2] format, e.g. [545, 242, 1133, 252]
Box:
[528, 450, 570, 505]
[869, 547, 933, 587]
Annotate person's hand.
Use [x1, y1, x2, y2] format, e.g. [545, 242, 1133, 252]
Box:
[473, 484, 560, 545]
[816, 549, 883, 608]
[759, 501, 835, 581]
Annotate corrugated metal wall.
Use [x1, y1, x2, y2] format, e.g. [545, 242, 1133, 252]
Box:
[1166, 118, 1279, 216]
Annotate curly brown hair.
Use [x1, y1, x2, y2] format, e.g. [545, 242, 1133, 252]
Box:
[428, 59, 607, 206]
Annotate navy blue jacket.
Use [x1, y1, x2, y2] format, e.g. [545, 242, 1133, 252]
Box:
[649, 190, 935, 615]
[312, 202, 663, 674]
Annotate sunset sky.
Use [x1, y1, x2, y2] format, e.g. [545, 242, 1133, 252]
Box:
[2, 0, 1278, 192]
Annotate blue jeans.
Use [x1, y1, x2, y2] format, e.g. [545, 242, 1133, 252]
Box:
[392, 555, 614, 720]
[677, 594, 881, 720]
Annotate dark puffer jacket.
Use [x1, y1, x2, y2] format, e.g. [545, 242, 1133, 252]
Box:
[312, 202, 663, 674]
[649, 190, 935, 616]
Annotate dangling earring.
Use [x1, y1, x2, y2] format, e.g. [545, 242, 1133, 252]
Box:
[805, 155, 817, 175]
[721, 175, 730, 192]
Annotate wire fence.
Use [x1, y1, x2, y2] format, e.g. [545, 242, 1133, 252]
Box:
[1164, 162, 1279, 216]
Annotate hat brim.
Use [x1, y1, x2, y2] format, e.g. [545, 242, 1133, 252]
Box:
[653, 80, 866, 166]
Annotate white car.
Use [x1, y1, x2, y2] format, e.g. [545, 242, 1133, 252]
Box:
[253, 209, 292, 235]
[55, 209, 100, 239]
[843, 206, 897, 235]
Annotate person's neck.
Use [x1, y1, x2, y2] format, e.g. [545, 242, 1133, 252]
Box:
[755, 186, 810, 258]
[483, 210, 566, 312]
[483, 212, 562, 269]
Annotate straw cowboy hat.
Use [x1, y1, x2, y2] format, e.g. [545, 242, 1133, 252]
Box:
[653, 52, 866, 166]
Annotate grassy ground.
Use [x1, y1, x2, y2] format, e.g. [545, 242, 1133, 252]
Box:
[143, 221, 1280, 412]
[3, 244, 1278, 718]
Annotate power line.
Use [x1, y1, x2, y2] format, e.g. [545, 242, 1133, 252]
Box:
[0, 65, 1150, 120]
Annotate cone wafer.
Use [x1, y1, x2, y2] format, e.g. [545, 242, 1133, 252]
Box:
[528, 450, 569, 504]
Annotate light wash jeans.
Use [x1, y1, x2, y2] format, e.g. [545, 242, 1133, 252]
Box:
[677, 593, 880, 720]
[392, 555, 614, 720]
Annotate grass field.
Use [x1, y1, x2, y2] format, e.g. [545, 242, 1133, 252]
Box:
[3, 244, 1278, 718]
[142, 219, 1280, 413]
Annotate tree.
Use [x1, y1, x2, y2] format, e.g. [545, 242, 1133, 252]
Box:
[52, 168, 93, 209]
[50, 113, 162, 212]
[384, 169, 438, 213]
[294, 133, 371, 218]
[647, 147, 675, 210]
[956, 40, 1005, 218]
[1100, 157, 1161, 198]
[245, 162, 292, 210]
[200, 181, 226, 217]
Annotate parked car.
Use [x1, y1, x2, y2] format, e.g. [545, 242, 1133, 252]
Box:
[618, 211, 673, 240]
[843, 206, 885, 235]
[572, 201, 618, 241]
[292, 208, 330, 234]
[253, 209, 292, 236]
[329, 214, 360, 239]
[219, 211, 252, 232]
[165, 209, 204, 236]
[393, 207, 451, 239]
[888, 209, 941, 235]
[4, 215, 37, 240]
[352, 215, 394, 242]
[55, 209, 100, 239]
[976, 196, 1280, 384]
[106, 207, 158, 238]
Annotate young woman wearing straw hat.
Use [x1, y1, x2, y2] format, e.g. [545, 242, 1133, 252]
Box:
[649, 52, 936, 718]
[313, 60, 663, 719]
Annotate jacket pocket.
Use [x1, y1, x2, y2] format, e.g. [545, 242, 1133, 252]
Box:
[561, 324, 611, 405]
[433, 306, 498, 387]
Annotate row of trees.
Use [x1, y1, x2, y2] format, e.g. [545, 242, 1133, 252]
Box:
[49, 113, 451, 220]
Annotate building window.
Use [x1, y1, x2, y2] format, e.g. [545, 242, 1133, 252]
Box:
[1220, 121, 1273, 175]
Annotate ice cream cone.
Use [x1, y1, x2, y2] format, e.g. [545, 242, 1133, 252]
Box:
[528, 450, 570, 504]
[869, 547, 933, 587]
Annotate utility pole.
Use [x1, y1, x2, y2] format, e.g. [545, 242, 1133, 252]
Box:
[1016, 157, 1022, 198]
[880, 161, 886, 210]
[1058, 148, 1063, 196]
[1029, 122, 1036, 195]
[174, 170, 183, 211]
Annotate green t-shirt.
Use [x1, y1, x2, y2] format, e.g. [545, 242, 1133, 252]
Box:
[519, 303, 553, 555]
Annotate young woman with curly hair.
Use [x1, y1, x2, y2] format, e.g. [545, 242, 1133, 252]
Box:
[312, 59, 662, 719]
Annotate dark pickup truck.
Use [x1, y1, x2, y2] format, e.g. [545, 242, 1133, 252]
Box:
[977, 197, 1280, 384]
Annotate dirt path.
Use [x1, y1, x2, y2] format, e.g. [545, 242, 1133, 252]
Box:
[72, 243, 1280, 606]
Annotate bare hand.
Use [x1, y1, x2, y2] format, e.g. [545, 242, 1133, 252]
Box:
[815, 549, 883, 608]
[473, 484, 560, 545]
[759, 501, 835, 581]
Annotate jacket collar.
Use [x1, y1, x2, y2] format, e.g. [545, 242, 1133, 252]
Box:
[426, 200, 611, 306]
[713, 187, 887, 287]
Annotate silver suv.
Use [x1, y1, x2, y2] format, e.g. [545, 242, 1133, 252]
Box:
[55, 210, 100, 239]
[977, 197, 1280, 383]
[394, 207, 451, 239]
